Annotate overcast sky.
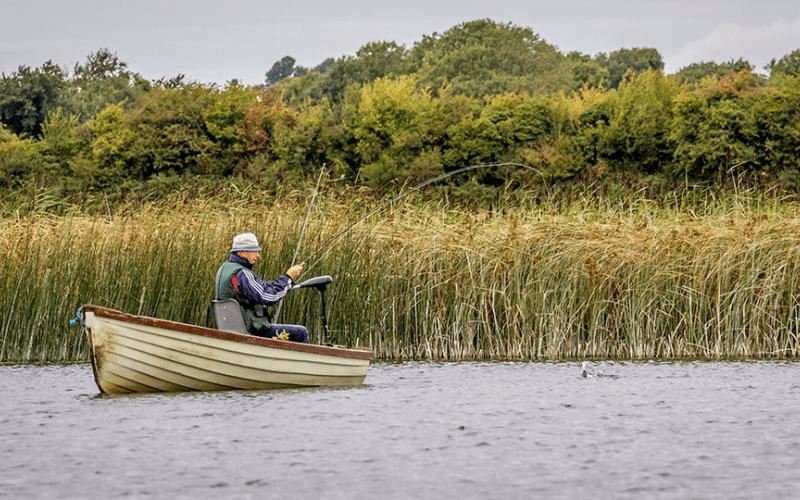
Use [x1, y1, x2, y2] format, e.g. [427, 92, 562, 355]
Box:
[2, 0, 799, 85]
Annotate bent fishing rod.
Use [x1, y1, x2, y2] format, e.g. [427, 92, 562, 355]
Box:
[272, 161, 544, 323]
[300, 161, 546, 272]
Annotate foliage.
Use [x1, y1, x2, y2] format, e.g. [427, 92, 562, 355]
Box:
[0, 61, 67, 137]
[0, 124, 44, 187]
[39, 108, 85, 181]
[754, 74, 800, 187]
[265, 56, 307, 85]
[670, 71, 761, 181]
[675, 58, 754, 84]
[1, 23, 800, 201]
[66, 48, 149, 122]
[600, 70, 680, 173]
[355, 76, 445, 186]
[598, 47, 664, 89]
[566, 51, 610, 90]
[411, 19, 572, 97]
[79, 103, 135, 187]
[768, 49, 800, 77]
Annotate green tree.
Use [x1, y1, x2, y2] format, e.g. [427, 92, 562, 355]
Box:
[123, 85, 222, 179]
[279, 41, 409, 104]
[599, 47, 664, 89]
[73, 47, 129, 80]
[201, 82, 259, 168]
[754, 74, 800, 185]
[39, 108, 85, 180]
[0, 61, 67, 137]
[355, 76, 445, 186]
[266, 56, 307, 85]
[674, 58, 753, 83]
[567, 51, 609, 90]
[410, 19, 564, 97]
[74, 103, 135, 187]
[353, 41, 408, 81]
[0, 122, 44, 187]
[768, 49, 800, 77]
[66, 48, 149, 122]
[442, 92, 576, 179]
[670, 71, 761, 181]
[601, 70, 680, 173]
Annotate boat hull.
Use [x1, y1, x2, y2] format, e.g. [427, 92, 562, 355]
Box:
[80, 305, 372, 395]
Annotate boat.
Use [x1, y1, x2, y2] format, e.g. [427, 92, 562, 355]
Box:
[71, 276, 372, 395]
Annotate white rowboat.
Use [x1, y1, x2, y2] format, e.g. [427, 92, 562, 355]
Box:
[77, 305, 372, 395]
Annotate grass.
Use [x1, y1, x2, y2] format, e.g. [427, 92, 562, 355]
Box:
[1, 186, 799, 362]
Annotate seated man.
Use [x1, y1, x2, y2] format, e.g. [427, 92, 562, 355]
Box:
[215, 232, 309, 343]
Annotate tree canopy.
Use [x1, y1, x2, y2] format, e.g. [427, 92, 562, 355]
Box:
[1, 19, 799, 207]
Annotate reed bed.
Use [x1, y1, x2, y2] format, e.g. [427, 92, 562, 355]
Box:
[2, 192, 799, 362]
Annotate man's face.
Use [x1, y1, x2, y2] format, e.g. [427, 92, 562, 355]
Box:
[238, 251, 260, 264]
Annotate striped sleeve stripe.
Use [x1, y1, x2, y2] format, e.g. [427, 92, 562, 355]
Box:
[240, 268, 289, 302]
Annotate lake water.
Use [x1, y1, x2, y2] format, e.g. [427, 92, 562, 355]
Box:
[1, 361, 799, 499]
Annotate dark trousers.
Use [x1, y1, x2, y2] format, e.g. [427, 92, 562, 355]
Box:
[256, 323, 309, 343]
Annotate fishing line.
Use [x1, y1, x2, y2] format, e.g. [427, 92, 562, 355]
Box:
[303, 161, 545, 271]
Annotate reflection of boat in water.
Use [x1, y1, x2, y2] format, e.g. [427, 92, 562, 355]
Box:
[73, 304, 372, 395]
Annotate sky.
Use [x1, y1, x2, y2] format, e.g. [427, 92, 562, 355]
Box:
[2, 0, 799, 85]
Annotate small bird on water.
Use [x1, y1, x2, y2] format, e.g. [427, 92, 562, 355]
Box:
[581, 361, 605, 378]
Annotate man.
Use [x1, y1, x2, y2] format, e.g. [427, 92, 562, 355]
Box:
[215, 232, 309, 343]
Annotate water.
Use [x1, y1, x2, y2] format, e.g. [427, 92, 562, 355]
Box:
[2, 361, 799, 499]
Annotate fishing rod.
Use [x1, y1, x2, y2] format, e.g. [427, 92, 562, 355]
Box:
[291, 163, 326, 268]
[301, 161, 546, 271]
[273, 163, 326, 322]
[274, 161, 543, 335]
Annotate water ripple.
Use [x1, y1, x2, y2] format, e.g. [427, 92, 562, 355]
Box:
[1, 361, 799, 499]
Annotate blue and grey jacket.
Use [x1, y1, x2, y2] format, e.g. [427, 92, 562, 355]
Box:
[215, 254, 294, 333]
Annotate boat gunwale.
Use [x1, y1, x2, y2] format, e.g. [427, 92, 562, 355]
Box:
[82, 304, 373, 361]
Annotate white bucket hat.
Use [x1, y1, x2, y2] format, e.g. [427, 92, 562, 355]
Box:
[230, 232, 262, 252]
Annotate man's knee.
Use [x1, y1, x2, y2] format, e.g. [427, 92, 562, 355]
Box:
[290, 326, 309, 344]
[270, 324, 309, 343]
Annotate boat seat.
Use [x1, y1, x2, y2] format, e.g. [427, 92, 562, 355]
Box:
[211, 299, 247, 334]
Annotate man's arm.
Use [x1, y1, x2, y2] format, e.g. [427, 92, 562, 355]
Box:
[235, 268, 293, 306]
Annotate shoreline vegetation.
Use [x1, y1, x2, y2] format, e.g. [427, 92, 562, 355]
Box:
[2, 19, 800, 363]
[1, 186, 799, 363]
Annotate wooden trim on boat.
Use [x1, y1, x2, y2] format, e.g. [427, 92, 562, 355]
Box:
[82, 305, 373, 361]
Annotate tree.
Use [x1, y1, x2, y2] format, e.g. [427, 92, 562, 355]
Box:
[355, 76, 445, 186]
[66, 48, 148, 122]
[0, 61, 67, 137]
[674, 59, 753, 83]
[768, 49, 800, 77]
[0, 122, 44, 186]
[567, 51, 609, 90]
[670, 71, 761, 181]
[410, 19, 561, 97]
[73, 48, 129, 80]
[354, 41, 408, 81]
[277, 42, 410, 104]
[601, 70, 680, 173]
[599, 48, 664, 89]
[265, 56, 307, 85]
[313, 58, 335, 73]
[76, 103, 134, 187]
[39, 108, 85, 180]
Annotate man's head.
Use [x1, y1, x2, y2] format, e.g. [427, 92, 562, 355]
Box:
[231, 232, 261, 264]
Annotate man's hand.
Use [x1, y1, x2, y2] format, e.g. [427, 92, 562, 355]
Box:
[287, 262, 304, 281]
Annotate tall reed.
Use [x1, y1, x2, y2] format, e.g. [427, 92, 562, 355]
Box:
[1, 191, 799, 362]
